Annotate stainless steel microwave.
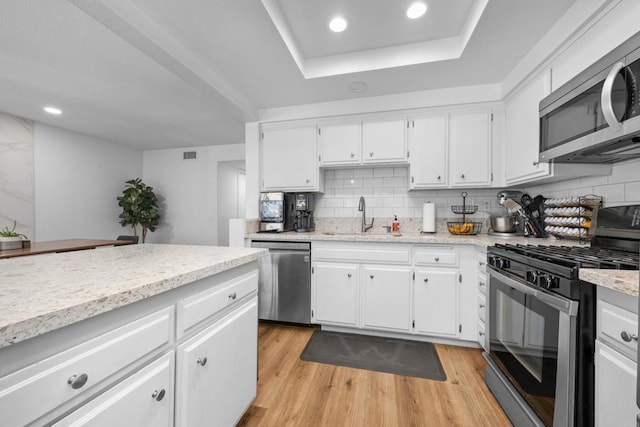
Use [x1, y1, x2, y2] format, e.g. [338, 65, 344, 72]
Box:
[539, 31, 640, 163]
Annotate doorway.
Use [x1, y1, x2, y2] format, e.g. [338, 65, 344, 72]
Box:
[217, 161, 246, 246]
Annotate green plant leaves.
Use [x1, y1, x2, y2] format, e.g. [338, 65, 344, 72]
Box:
[117, 178, 160, 242]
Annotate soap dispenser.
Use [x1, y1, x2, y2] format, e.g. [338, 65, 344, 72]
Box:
[392, 215, 400, 233]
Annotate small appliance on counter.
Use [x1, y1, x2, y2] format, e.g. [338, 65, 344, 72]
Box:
[493, 190, 546, 237]
[294, 193, 315, 232]
[489, 190, 523, 237]
[259, 192, 296, 232]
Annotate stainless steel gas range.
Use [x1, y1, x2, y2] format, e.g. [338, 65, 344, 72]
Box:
[484, 205, 640, 427]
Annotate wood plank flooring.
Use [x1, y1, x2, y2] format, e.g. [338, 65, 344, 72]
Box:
[237, 323, 512, 427]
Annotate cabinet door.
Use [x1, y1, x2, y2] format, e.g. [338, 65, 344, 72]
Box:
[595, 340, 638, 427]
[362, 118, 407, 163]
[362, 265, 412, 332]
[175, 298, 258, 427]
[408, 115, 448, 188]
[504, 74, 551, 184]
[414, 269, 458, 337]
[449, 111, 492, 187]
[54, 353, 174, 427]
[313, 263, 359, 326]
[318, 122, 361, 165]
[261, 125, 318, 191]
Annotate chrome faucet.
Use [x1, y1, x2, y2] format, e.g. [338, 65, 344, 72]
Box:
[358, 196, 374, 232]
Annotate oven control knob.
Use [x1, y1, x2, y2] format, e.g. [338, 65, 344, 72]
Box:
[496, 257, 510, 268]
[487, 255, 497, 267]
[526, 270, 540, 284]
[542, 274, 559, 290]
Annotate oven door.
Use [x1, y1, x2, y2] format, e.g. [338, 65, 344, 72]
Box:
[488, 269, 578, 427]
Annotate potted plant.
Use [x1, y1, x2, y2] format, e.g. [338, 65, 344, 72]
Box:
[117, 178, 160, 243]
[0, 220, 28, 250]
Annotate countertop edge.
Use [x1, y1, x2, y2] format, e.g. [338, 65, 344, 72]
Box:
[580, 269, 639, 298]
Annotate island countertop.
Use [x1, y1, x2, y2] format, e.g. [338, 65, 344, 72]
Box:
[0, 244, 266, 348]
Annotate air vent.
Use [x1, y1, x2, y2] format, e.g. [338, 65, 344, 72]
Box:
[183, 151, 197, 160]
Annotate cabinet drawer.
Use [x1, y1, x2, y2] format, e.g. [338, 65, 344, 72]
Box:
[478, 272, 487, 296]
[53, 352, 174, 427]
[413, 248, 457, 266]
[177, 270, 258, 337]
[478, 293, 486, 322]
[0, 307, 173, 427]
[313, 246, 410, 264]
[598, 299, 638, 361]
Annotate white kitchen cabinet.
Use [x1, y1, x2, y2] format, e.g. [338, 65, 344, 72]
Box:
[362, 265, 412, 332]
[503, 70, 611, 186]
[54, 353, 174, 427]
[313, 262, 359, 327]
[362, 118, 407, 164]
[414, 269, 458, 338]
[261, 124, 321, 191]
[594, 287, 639, 427]
[449, 111, 492, 187]
[477, 248, 488, 351]
[318, 121, 361, 166]
[407, 115, 448, 188]
[175, 297, 258, 427]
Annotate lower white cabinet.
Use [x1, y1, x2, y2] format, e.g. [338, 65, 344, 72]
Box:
[414, 269, 458, 337]
[594, 287, 639, 427]
[311, 241, 477, 343]
[54, 353, 174, 427]
[362, 265, 412, 332]
[313, 262, 359, 327]
[175, 298, 258, 427]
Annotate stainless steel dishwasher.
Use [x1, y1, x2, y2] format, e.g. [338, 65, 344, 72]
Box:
[250, 240, 311, 324]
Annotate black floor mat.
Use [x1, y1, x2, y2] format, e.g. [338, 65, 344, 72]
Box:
[300, 330, 447, 381]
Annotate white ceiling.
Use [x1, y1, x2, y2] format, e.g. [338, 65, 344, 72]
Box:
[0, 0, 577, 150]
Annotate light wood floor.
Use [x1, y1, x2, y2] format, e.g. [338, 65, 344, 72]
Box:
[237, 323, 512, 427]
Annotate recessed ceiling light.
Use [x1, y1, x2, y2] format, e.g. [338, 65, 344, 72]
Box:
[407, 2, 427, 19]
[329, 17, 347, 33]
[44, 106, 62, 115]
[348, 81, 368, 93]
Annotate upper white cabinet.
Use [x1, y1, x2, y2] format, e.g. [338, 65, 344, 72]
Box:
[504, 70, 611, 185]
[361, 118, 407, 163]
[449, 111, 493, 187]
[317, 118, 407, 166]
[261, 124, 321, 192]
[318, 122, 361, 166]
[407, 115, 448, 189]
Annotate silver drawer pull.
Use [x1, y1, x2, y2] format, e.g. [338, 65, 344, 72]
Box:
[67, 373, 88, 390]
[228, 292, 237, 300]
[152, 389, 166, 401]
[347, 273, 352, 278]
[620, 331, 638, 342]
[479, 331, 485, 336]
[197, 357, 208, 366]
[434, 256, 439, 262]
[423, 277, 428, 282]
[370, 275, 374, 279]
[479, 304, 485, 308]
[479, 282, 486, 287]
[350, 152, 355, 158]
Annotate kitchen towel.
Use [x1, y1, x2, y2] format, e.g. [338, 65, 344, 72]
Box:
[422, 201, 436, 233]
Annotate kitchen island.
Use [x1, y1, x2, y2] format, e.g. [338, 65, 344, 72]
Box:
[0, 243, 266, 427]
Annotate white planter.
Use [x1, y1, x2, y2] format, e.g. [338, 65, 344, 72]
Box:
[0, 236, 23, 250]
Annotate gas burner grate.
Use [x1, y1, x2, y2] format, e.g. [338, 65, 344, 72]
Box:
[494, 244, 639, 270]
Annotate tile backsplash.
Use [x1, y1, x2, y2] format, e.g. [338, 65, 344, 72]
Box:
[316, 167, 501, 226]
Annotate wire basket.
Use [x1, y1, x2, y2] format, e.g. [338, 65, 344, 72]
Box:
[447, 221, 483, 235]
[450, 191, 478, 216]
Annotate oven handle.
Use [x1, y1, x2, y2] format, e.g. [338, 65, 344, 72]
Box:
[490, 269, 578, 316]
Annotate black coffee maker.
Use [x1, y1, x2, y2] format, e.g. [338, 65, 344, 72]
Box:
[294, 193, 315, 232]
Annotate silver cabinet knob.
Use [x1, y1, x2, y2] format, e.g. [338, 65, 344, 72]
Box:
[479, 282, 486, 287]
[479, 261, 486, 266]
[228, 292, 237, 300]
[347, 273, 352, 278]
[369, 152, 374, 157]
[460, 174, 465, 179]
[620, 331, 638, 342]
[152, 389, 166, 401]
[369, 274, 374, 279]
[532, 160, 539, 166]
[350, 152, 355, 158]
[197, 357, 208, 366]
[479, 304, 486, 308]
[423, 277, 428, 282]
[67, 373, 88, 390]
[434, 256, 440, 262]
[437, 175, 441, 180]
[479, 331, 485, 336]
[305, 178, 311, 184]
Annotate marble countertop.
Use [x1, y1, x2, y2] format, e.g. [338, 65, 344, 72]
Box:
[580, 269, 639, 297]
[246, 230, 584, 248]
[0, 244, 266, 348]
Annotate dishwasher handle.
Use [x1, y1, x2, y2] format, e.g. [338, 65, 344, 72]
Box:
[251, 241, 310, 251]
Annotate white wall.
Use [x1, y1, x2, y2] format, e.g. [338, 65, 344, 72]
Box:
[143, 143, 245, 245]
[34, 123, 143, 241]
[217, 162, 245, 246]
